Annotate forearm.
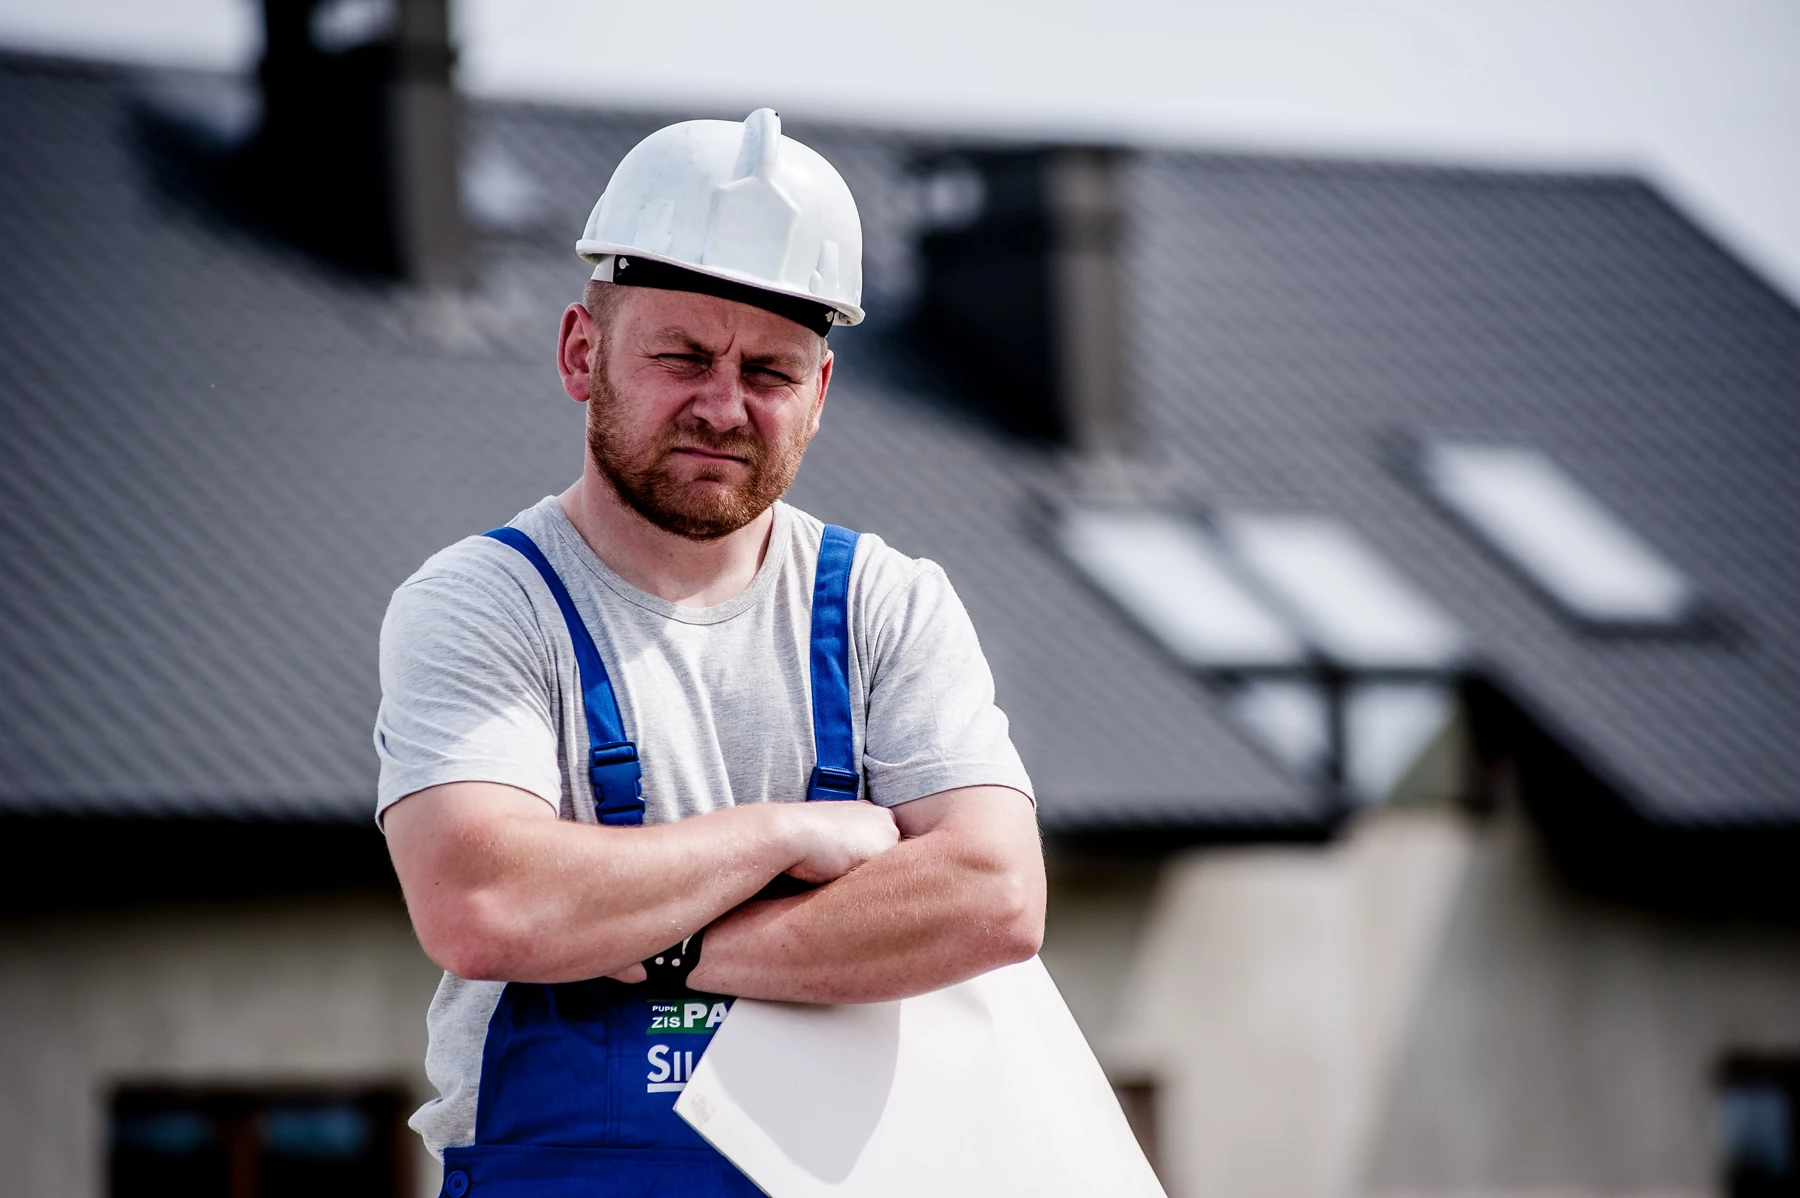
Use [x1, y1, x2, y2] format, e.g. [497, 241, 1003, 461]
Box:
[689, 787, 1045, 1003]
[389, 783, 803, 983]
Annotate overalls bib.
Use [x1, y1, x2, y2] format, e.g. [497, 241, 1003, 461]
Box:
[437, 523, 864, 1198]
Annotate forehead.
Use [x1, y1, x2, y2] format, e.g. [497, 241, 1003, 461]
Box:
[611, 286, 824, 364]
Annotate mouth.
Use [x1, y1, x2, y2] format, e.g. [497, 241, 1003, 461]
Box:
[669, 446, 751, 465]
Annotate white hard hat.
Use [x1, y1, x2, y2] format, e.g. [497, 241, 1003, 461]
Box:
[578, 108, 865, 331]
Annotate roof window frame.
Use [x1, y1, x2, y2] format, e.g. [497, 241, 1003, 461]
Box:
[1412, 439, 1700, 633]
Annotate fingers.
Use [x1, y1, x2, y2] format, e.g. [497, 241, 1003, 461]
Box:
[788, 800, 900, 883]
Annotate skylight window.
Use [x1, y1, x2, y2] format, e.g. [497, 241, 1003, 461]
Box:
[1230, 680, 1456, 803]
[1059, 505, 1468, 801]
[1421, 443, 1695, 627]
[1218, 514, 1465, 670]
[1058, 506, 1304, 670]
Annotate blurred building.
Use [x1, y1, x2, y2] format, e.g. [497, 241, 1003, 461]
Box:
[1, 6, 1798, 1195]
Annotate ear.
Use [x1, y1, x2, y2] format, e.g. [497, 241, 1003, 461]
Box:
[806, 347, 833, 439]
[558, 303, 598, 403]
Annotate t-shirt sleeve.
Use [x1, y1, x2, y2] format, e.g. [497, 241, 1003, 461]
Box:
[373, 568, 564, 826]
[860, 559, 1035, 808]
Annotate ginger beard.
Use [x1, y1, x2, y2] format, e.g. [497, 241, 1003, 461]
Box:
[585, 343, 812, 541]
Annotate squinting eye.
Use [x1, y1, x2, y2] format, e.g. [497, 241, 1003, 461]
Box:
[748, 369, 793, 386]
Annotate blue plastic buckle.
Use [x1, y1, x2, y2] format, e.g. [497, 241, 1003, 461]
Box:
[590, 741, 645, 825]
[807, 765, 861, 802]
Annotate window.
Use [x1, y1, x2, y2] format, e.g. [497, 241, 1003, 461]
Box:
[1112, 1078, 1162, 1181]
[1218, 514, 1465, 671]
[110, 1085, 409, 1198]
[1059, 506, 1304, 670]
[309, 0, 395, 53]
[1229, 679, 1456, 802]
[1420, 442, 1694, 628]
[1059, 504, 1466, 800]
[1719, 1056, 1800, 1198]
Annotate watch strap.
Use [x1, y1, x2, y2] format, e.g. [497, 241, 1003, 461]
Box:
[641, 927, 704, 993]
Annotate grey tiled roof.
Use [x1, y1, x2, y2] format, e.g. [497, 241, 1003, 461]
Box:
[1122, 154, 1800, 825]
[0, 54, 1312, 832]
[2, 50, 1793, 834]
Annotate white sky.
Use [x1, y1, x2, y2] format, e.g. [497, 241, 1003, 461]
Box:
[3, 0, 1796, 302]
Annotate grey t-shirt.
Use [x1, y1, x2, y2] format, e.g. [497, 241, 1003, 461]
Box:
[374, 497, 1034, 1157]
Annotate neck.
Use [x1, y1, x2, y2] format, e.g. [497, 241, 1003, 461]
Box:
[557, 465, 775, 607]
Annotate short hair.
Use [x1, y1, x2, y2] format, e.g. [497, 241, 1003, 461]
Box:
[582, 278, 627, 333]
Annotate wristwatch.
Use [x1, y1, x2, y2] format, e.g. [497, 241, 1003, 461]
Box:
[642, 927, 704, 992]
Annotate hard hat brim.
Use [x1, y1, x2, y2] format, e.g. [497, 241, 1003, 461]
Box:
[605, 255, 836, 337]
[578, 241, 865, 328]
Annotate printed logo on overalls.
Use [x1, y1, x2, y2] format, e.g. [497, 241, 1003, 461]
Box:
[647, 998, 731, 1034]
[644, 999, 732, 1093]
[646, 1043, 697, 1092]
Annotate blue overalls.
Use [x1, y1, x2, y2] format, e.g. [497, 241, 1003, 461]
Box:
[437, 523, 865, 1198]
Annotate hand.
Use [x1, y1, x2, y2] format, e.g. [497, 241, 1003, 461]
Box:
[783, 800, 900, 884]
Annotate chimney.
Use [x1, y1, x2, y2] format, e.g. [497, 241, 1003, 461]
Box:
[240, 0, 469, 285]
[913, 147, 1128, 454]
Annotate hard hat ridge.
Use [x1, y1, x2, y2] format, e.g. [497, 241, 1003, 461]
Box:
[730, 107, 781, 182]
[579, 108, 865, 331]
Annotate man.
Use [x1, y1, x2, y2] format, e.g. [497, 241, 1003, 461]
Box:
[376, 110, 1044, 1195]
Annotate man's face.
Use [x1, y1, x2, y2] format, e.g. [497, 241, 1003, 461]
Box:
[584, 287, 831, 541]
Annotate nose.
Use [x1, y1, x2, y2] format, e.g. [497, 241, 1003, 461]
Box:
[685, 365, 751, 433]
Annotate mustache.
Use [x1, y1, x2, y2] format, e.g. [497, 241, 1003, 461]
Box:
[663, 429, 763, 461]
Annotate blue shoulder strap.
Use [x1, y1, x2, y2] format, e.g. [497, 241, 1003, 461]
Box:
[807, 524, 862, 801]
[484, 522, 861, 815]
[483, 527, 645, 826]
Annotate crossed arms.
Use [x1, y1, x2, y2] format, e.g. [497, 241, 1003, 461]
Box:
[384, 782, 1044, 1003]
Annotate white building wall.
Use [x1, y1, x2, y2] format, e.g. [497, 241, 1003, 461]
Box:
[1362, 811, 1800, 1198]
[12, 815, 1800, 1198]
[1051, 805, 1800, 1198]
[0, 893, 443, 1198]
